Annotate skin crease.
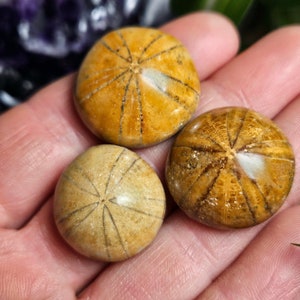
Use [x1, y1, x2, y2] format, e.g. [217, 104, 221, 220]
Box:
[0, 12, 300, 300]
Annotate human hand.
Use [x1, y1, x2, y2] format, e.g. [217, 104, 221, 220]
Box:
[0, 12, 300, 299]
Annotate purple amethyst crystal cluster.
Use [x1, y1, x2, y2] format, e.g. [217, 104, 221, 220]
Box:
[0, 0, 171, 112]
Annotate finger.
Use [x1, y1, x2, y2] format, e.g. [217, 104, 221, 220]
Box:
[78, 210, 260, 300]
[198, 26, 300, 117]
[0, 74, 97, 229]
[0, 12, 239, 229]
[0, 12, 240, 297]
[79, 27, 300, 299]
[0, 200, 102, 299]
[161, 12, 239, 79]
[198, 205, 300, 299]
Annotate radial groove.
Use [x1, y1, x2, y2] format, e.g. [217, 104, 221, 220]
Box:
[179, 160, 221, 206]
[138, 33, 163, 63]
[104, 148, 126, 196]
[100, 40, 129, 62]
[139, 44, 182, 64]
[228, 109, 248, 148]
[59, 202, 100, 237]
[118, 72, 134, 141]
[117, 30, 133, 62]
[134, 75, 144, 144]
[62, 173, 99, 198]
[72, 163, 101, 198]
[79, 69, 129, 104]
[103, 205, 128, 259]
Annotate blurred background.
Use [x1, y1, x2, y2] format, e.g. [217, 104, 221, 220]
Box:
[0, 0, 299, 113]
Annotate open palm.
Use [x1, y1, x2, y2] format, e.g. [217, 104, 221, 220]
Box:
[0, 12, 300, 299]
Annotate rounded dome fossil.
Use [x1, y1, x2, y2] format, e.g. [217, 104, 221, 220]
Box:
[54, 145, 166, 261]
[74, 27, 200, 148]
[165, 107, 295, 229]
